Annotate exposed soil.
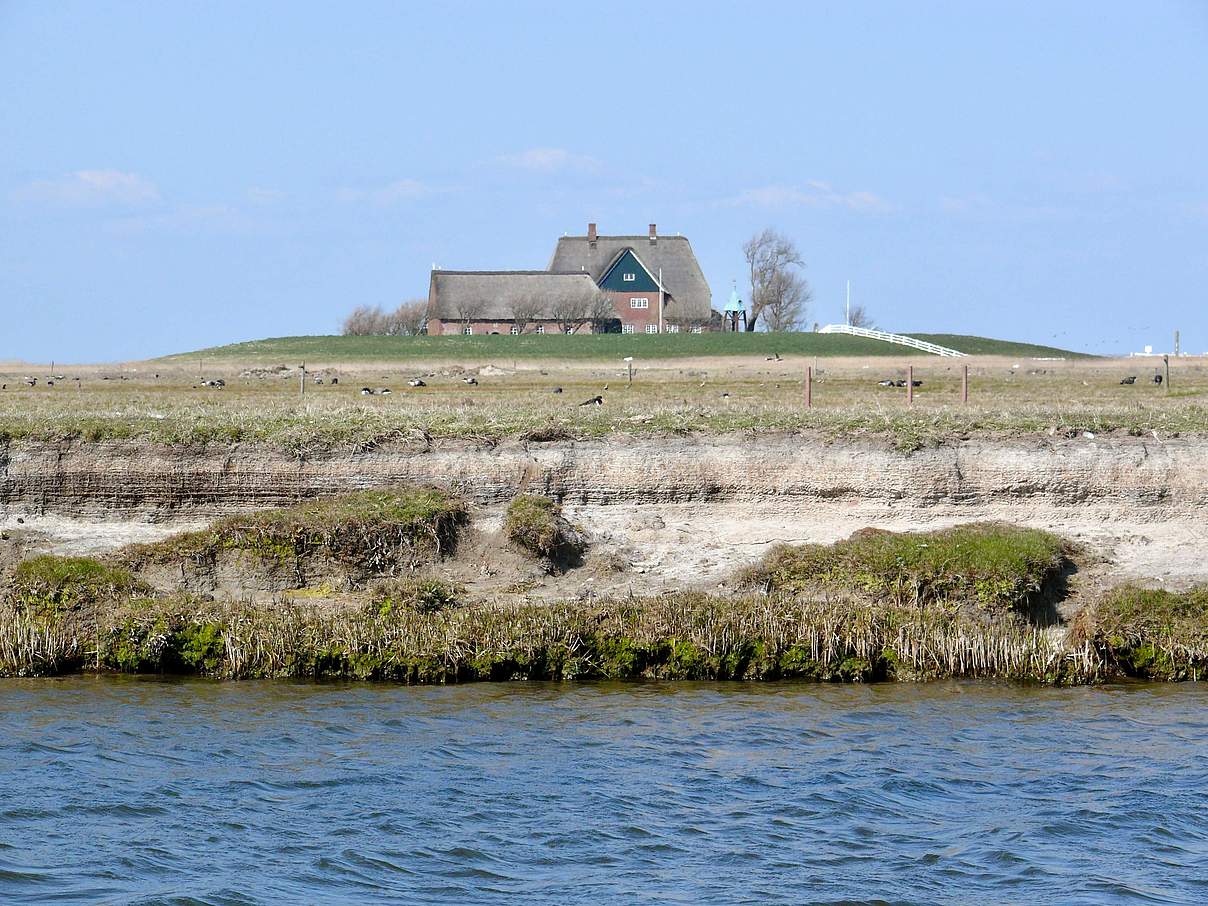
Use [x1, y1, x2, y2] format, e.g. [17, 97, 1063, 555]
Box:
[2, 433, 1205, 606]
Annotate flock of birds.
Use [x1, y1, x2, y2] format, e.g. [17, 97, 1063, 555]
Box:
[353, 374, 608, 406]
[0, 368, 1172, 406]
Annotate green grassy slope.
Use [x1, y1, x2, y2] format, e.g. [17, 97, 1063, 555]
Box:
[157, 332, 1088, 363]
[907, 334, 1093, 358]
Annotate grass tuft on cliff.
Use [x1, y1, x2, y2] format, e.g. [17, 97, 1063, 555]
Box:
[504, 494, 586, 566]
[737, 523, 1067, 613]
[7, 555, 148, 613]
[1071, 584, 1208, 681]
[121, 488, 467, 574]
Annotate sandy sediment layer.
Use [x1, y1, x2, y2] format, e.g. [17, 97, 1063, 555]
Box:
[2, 434, 1204, 515]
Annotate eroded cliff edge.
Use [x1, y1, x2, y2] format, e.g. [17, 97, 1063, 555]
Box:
[2, 433, 1203, 519]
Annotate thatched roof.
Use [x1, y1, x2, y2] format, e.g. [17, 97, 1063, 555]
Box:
[427, 271, 598, 320]
[548, 235, 712, 318]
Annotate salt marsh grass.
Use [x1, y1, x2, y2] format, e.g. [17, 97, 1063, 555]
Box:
[2, 354, 1206, 449]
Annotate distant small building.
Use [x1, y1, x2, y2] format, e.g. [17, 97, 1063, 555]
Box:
[722, 286, 747, 332]
[426, 224, 715, 335]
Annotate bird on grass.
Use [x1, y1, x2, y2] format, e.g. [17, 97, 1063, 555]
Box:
[408, 378, 426, 387]
[1120, 376, 1137, 385]
[552, 387, 562, 394]
[463, 377, 478, 386]
[578, 395, 604, 407]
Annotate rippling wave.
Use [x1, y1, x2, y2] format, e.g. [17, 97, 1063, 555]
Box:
[1, 678, 1206, 904]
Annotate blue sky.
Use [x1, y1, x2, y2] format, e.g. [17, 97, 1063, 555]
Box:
[2, 0, 1206, 361]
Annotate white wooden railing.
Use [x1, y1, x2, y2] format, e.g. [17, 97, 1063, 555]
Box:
[818, 324, 968, 357]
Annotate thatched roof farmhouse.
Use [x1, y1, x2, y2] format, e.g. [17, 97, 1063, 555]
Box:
[427, 224, 714, 335]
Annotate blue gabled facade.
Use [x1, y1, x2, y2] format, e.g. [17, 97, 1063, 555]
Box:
[597, 249, 660, 292]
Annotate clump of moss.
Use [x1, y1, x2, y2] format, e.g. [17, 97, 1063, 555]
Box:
[122, 487, 468, 576]
[737, 523, 1067, 613]
[1073, 584, 1208, 681]
[7, 555, 148, 614]
[504, 494, 585, 566]
[370, 575, 463, 615]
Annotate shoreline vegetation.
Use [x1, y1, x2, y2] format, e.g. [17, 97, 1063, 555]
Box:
[2, 491, 1204, 684]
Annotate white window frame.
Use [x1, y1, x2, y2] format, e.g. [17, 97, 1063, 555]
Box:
[535, 324, 545, 335]
[563, 326, 575, 334]
[623, 272, 636, 282]
[462, 325, 473, 336]
[667, 324, 680, 334]
[509, 325, 519, 335]
[691, 326, 703, 334]
[645, 324, 659, 334]
[621, 324, 634, 334]
[630, 297, 649, 309]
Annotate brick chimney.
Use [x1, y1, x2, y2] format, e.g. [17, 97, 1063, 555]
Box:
[649, 223, 657, 244]
[587, 222, 597, 244]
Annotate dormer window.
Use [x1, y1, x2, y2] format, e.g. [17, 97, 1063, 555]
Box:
[623, 273, 636, 282]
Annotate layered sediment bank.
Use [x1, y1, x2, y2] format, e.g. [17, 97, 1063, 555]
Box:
[3, 433, 1205, 587]
[3, 432, 1204, 516]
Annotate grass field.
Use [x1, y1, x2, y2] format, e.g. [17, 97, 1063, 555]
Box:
[155, 332, 1090, 364]
[1, 351, 1203, 449]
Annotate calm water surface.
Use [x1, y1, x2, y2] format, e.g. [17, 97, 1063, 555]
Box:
[1, 678, 1206, 904]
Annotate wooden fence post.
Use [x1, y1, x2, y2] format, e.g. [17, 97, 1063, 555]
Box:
[806, 366, 813, 408]
[300, 362, 305, 397]
[962, 364, 969, 404]
[907, 365, 914, 405]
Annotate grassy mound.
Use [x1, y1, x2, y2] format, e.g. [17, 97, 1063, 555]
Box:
[6, 555, 147, 613]
[1072, 584, 1208, 681]
[906, 334, 1091, 358]
[738, 523, 1067, 613]
[156, 331, 1087, 363]
[504, 494, 585, 566]
[121, 488, 467, 578]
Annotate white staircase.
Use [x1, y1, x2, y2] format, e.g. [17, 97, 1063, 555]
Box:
[818, 324, 967, 357]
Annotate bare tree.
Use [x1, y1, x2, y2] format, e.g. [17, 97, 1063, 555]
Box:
[388, 299, 430, 336]
[344, 301, 428, 336]
[343, 305, 385, 336]
[743, 229, 806, 332]
[587, 291, 618, 334]
[762, 269, 813, 332]
[551, 294, 592, 334]
[510, 297, 542, 335]
[453, 297, 479, 329]
[848, 304, 875, 330]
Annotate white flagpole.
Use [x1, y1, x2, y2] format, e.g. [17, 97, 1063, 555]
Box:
[658, 267, 664, 334]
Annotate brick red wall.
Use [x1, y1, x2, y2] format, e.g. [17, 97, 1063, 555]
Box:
[427, 319, 609, 336]
[607, 290, 661, 332]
